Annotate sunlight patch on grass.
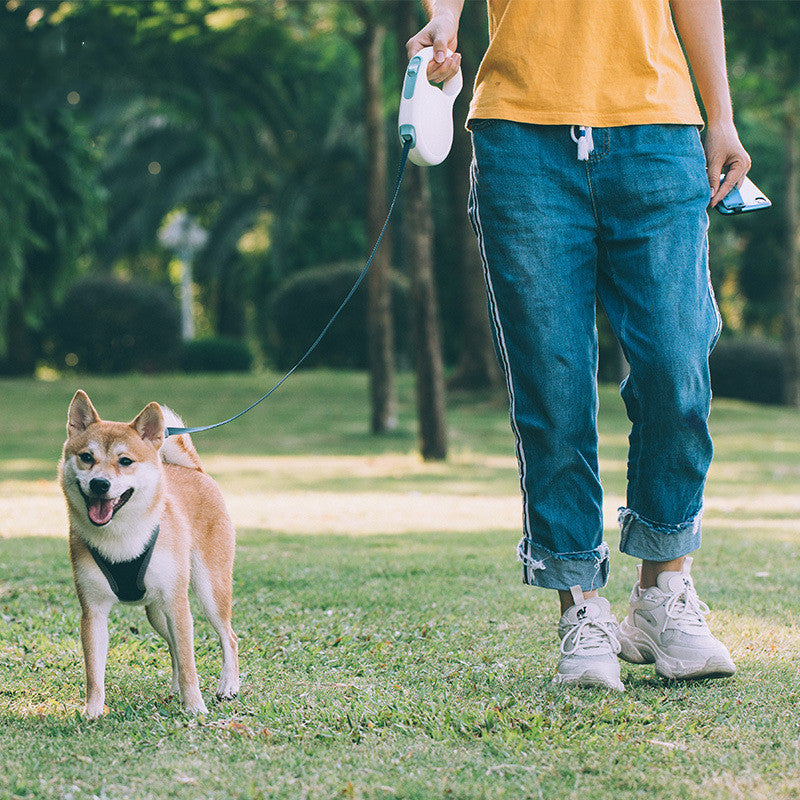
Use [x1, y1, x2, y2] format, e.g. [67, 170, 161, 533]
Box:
[4, 697, 83, 720]
[714, 610, 800, 664]
[704, 492, 800, 513]
[5, 475, 800, 539]
[229, 491, 525, 534]
[712, 433, 800, 454]
[0, 459, 53, 474]
[699, 772, 799, 800]
[0, 451, 632, 539]
[702, 516, 800, 535]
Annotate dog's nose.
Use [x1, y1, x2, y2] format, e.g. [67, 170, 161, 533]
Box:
[89, 478, 111, 496]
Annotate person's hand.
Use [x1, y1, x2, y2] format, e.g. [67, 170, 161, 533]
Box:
[406, 12, 461, 83]
[704, 120, 752, 207]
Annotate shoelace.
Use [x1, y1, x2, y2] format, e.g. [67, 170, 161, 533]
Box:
[560, 616, 621, 656]
[662, 582, 710, 634]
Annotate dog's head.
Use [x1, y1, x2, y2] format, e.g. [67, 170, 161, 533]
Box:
[60, 391, 166, 528]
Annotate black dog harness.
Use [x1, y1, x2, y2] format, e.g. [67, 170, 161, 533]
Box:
[85, 526, 160, 602]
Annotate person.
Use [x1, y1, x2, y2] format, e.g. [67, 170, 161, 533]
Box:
[408, 0, 750, 690]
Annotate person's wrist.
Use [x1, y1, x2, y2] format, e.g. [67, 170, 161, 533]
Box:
[431, 11, 457, 40]
[705, 114, 736, 130]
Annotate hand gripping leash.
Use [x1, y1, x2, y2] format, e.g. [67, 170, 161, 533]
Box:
[166, 48, 462, 438]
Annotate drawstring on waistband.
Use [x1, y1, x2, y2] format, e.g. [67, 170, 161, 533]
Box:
[570, 125, 594, 161]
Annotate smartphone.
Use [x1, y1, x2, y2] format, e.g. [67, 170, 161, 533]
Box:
[716, 175, 771, 215]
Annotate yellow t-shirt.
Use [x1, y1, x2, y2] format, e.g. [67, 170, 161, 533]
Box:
[468, 0, 703, 127]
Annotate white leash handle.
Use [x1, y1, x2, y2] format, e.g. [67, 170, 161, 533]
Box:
[398, 46, 462, 167]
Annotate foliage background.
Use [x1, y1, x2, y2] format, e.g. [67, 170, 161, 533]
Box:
[1, 0, 797, 392]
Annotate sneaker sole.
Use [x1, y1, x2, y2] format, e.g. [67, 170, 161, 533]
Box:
[552, 671, 625, 692]
[617, 619, 736, 680]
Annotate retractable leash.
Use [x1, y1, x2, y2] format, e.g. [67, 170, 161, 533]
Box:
[166, 47, 462, 438]
[164, 139, 410, 438]
[398, 47, 463, 167]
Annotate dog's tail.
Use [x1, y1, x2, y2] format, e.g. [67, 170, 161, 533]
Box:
[159, 406, 204, 471]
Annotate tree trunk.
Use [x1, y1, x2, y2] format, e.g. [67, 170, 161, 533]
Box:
[445, 5, 503, 391]
[363, 20, 398, 432]
[406, 161, 448, 460]
[398, 0, 448, 459]
[781, 102, 800, 407]
[217, 262, 247, 340]
[1, 300, 37, 376]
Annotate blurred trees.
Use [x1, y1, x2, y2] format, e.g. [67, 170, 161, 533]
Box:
[0, 0, 798, 413]
[721, 1, 800, 405]
[56, 0, 366, 334]
[0, 2, 104, 374]
[1, 0, 367, 367]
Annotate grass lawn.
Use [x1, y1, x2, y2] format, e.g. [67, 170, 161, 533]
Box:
[1, 371, 800, 799]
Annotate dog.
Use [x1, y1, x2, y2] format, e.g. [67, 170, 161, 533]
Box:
[59, 390, 239, 718]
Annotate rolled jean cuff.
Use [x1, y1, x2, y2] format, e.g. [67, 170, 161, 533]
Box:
[618, 506, 702, 561]
[517, 538, 610, 591]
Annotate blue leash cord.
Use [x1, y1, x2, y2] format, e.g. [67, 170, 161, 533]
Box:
[166, 137, 413, 437]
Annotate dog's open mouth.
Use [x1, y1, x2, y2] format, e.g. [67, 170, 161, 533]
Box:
[81, 487, 134, 526]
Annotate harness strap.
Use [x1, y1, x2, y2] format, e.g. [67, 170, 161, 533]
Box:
[166, 137, 414, 438]
[85, 525, 160, 603]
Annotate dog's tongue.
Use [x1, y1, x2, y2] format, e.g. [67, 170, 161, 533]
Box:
[89, 499, 114, 525]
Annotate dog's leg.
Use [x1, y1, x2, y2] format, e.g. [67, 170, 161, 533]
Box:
[80, 604, 111, 719]
[165, 596, 208, 715]
[191, 552, 239, 700]
[146, 604, 180, 696]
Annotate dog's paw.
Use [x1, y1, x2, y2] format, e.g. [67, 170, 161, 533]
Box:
[216, 674, 240, 701]
[84, 700, 108, 720]
[181, 696, 209, 716]
[216, 685, 239, 701]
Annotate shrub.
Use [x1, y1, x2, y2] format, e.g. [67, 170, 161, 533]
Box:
[266, 262, 410, 370]
[180, 336, 253, 373]
[710, 336, 784, 405]
[52, 275, 181, 374]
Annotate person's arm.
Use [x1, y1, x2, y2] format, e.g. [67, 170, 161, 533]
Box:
[670, 0, 751, 207]
[406, 0, 465, 83]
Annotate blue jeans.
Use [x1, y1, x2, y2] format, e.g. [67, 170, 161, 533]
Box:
[468, 121, 720, 592]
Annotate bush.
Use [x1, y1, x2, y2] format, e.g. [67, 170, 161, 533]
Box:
[52, 275, 181, 374]
[266, 262, 410, 370]
[710, 336, 784, 405]
[180, 337, 253, 373]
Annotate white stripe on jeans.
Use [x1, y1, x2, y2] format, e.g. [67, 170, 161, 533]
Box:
[468, 155, 538, 579]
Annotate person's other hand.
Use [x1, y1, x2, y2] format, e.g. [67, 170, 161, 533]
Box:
[406, 13, 461, 83]
[704, 121, 751, 207]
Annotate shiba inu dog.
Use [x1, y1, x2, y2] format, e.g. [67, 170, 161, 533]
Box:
[59, 390, 239, 719]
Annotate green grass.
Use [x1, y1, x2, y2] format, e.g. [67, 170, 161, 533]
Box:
[2, 371, 800, 799]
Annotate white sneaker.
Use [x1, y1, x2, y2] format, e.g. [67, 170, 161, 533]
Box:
[553, 586, 624, 691]
[617, 557, 736, 680]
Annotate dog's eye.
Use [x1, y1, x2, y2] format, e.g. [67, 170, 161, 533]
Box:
[79, 452, 94, 465]
[119, 457, 134, 467]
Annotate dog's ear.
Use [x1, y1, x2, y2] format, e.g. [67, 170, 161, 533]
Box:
[68, 391, 101, 435]
[131, 402, 165, 449]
